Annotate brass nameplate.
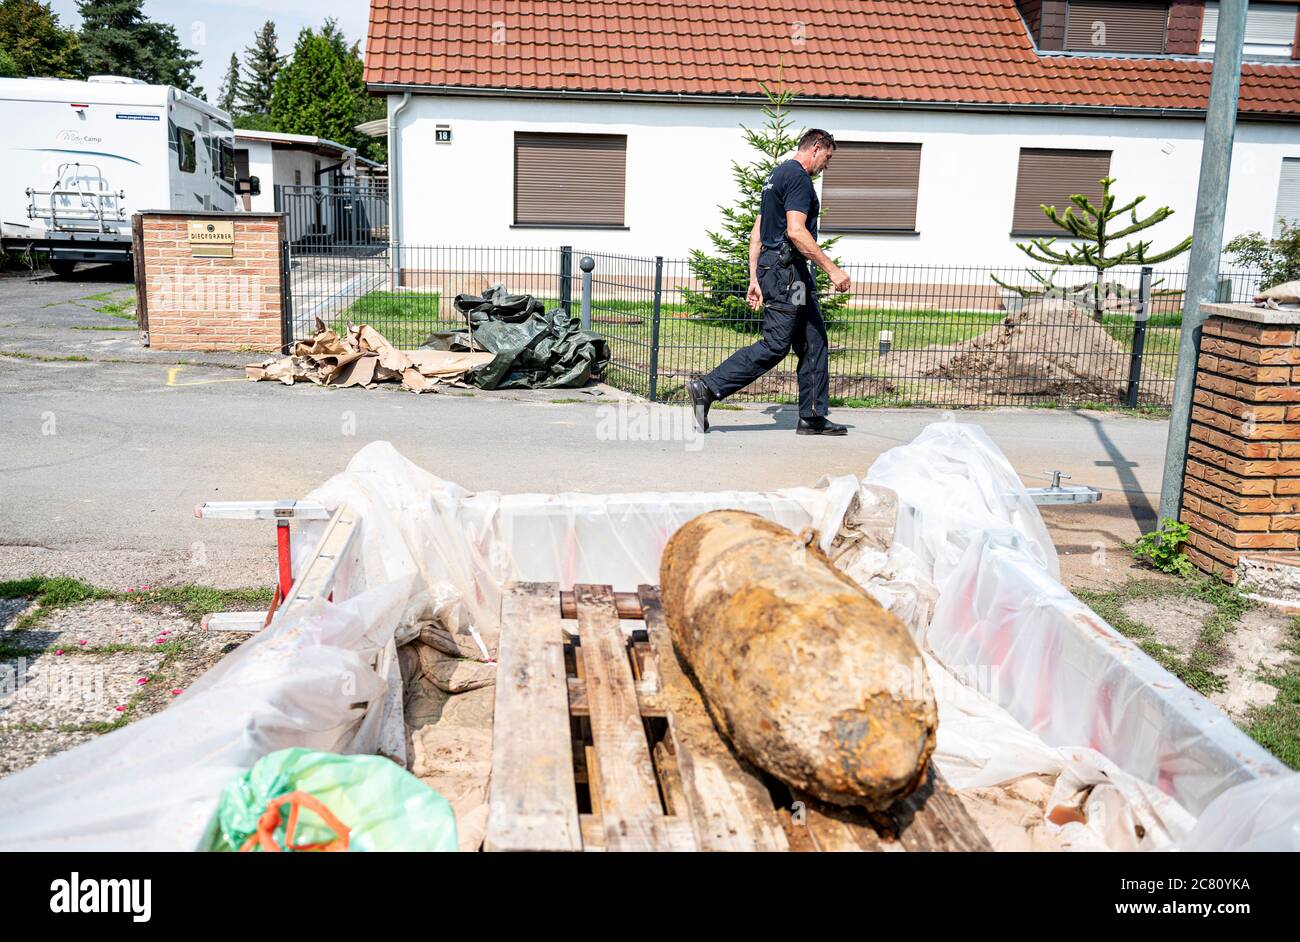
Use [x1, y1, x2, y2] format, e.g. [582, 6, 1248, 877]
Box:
[188, 220, 234, 257]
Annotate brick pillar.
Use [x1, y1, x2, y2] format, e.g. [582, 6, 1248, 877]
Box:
[1183, 304, 1300, 584]
[135, 210, 286, 352]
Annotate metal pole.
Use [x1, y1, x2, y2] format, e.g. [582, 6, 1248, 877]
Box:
[1126, 266, 1152, 409]
[559, 245, 573, 316]
[580, 255, 594, 331]
[649, 256, 664, 402]
[1158, 0, 1248, 527]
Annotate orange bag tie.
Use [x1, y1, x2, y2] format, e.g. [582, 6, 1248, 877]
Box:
[238, 790, 352, 852]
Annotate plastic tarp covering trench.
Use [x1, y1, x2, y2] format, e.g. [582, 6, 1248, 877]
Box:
[1, 422, 1297, 850]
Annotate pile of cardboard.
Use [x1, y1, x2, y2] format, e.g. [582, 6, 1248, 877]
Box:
[246, 320, 493, 393]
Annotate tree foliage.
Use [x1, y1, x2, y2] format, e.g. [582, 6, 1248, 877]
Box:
[993, 176, 1191, 319]
[215, 52, 239, 115]
[271, 21, 360, 144]
[269, 20, 384, 164]
[0, 0, 82, 78]
[682, 83, 843, 331]
[76, 0, 201, 94]
[1224, 221, 1300, 291]
[237, 20, 281, 117]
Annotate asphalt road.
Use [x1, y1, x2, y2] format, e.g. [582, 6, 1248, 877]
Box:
[0, 267, 1169, 590]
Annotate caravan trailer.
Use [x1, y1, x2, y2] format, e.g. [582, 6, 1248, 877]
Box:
[0, 75, 237, 274]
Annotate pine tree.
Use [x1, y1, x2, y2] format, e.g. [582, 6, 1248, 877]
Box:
[270, 20, 365, 149]
[0, 0, 82, 78]
[683, 83, 844, 330]
[238, 20, 281, 117]
[993, 176, 1192, 320]
[216, 52, 239, 115]
[76, 0, 200, 93]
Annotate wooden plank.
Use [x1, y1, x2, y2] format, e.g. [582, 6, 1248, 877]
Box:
[633, 640, 660, 692]
[790, 766, 993, 852]
[791, 790, 894, 853]
[574, 583, 679, 851]
[885, 765, 993, 852]
[485, 582, 582, 852]
[652, 741, 688, 817]
[579, 814, 696, 851]
[566, 676, 664, 717]
[638, 585, 789, 852]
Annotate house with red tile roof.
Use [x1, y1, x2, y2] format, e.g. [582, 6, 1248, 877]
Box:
[363, 0, 1300, 268]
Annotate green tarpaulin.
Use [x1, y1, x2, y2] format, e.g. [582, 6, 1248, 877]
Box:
[424, 284, 611, 390]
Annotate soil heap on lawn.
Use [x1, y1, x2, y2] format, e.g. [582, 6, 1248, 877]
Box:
[889, 300, 1130, 401]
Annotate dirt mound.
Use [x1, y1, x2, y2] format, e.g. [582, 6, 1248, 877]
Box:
[885, 300, 1131, 400]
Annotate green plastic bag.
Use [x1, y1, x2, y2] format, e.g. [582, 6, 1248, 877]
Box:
[208, 748, 458, 852]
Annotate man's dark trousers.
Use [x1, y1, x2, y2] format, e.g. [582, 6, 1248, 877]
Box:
[703, 247, 829, 419]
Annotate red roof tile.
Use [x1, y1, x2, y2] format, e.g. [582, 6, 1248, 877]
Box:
[364, 0, 1300, 117]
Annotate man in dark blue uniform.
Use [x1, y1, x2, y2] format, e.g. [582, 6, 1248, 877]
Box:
[688, 129, 851, 435]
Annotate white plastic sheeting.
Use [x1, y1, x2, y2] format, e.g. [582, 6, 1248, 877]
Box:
[1, 423, 1295, 850]
[865, 421, 1296, 849]
[299, 442, 865, 657]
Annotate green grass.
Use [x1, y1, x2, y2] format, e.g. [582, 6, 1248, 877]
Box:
[89, 291, 136, 321]
[1244, 616, 1300, 770]
[332, 291, 449, 348]
[0, 576, 273, 631]
[71, 325, 135, 332]
[1075, 576, 1254, 696]
[1073, 575, 1300, 771]
[0, 351, 90, 363]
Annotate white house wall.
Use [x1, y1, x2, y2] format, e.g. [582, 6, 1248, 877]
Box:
[391, 93, 1300, 270]
[240, 140, 276, 213]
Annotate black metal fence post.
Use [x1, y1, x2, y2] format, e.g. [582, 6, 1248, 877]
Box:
[559, 245, 573, 316]
[1125, 266, 1153, 408]
[279, 235, 293, 353]
[649, 256, 664, 401]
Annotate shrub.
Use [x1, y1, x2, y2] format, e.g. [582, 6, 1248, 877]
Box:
[1132, 518, 1195, 576]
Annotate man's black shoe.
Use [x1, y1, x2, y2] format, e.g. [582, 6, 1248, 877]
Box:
[796, 416, 848, 436]
[687, 379, 715, 433]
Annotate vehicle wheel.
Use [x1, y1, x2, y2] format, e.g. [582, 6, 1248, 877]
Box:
[49, 259, 78, 277]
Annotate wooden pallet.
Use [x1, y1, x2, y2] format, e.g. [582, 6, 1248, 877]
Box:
[485, 581, 991, 852]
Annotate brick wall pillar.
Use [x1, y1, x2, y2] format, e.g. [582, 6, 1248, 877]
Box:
[1183, 303, 1300, 583]
[134, 210, 286, 352]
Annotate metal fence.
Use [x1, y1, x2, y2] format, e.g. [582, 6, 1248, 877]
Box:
[285, 240, 1264, 409]
[275, 183, 389, 250]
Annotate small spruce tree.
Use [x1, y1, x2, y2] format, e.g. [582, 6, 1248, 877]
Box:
[993, 176, 1191, 320]
[238, 20, 281, 117]
[216, 52, 239, 115]
[683, 83, 844, 331]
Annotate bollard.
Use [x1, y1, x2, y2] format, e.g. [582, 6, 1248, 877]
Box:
[580, 255, 594, 331]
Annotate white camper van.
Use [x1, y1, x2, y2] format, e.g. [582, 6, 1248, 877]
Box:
[0, 75, 237, 274]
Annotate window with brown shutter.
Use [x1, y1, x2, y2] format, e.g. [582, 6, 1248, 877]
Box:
[513, 132, 627, 227]
[1011, 148, 1112, 235]
[820, 142, 922, 233]
[1064, 0, 1170, 53]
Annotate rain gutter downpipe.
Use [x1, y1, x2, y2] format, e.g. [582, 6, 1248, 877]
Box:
[388, 92, 411, 290]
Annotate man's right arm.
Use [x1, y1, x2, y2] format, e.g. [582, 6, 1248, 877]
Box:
[746, 214, 763, 310]
[786, 211, 850, 292]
